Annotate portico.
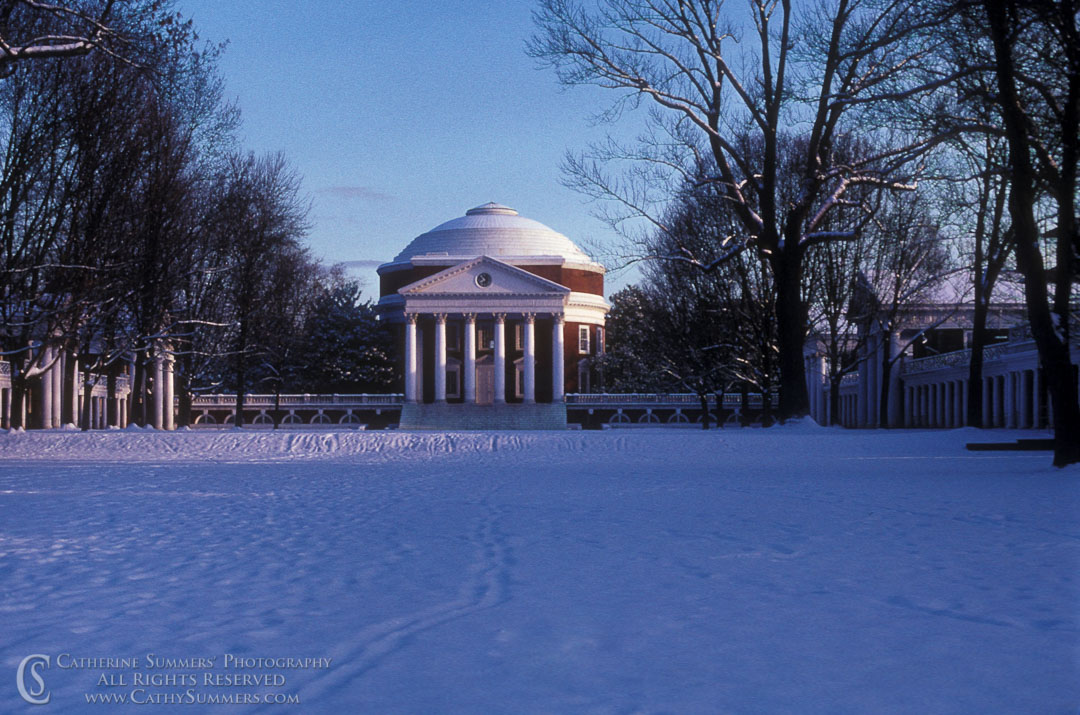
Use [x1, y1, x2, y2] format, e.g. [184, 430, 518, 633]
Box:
[403, 310, 567, 405]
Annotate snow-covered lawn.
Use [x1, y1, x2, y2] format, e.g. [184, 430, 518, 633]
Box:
[1, 427, 1077, 712]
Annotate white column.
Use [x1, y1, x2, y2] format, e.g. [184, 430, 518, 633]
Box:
[904, 386, 913, 427]
[962, 379, 969, 426]
[857, 335, 869, 427]
[434, 314, 447, 403]
[163, 355, 175, 431]
[40, 347, 53, 429]
[51, 350, 62, 427]
[523, 314, 535, 404]
[494, 314, 506, 404]
[464, 314, 476, 404]
[887, 333, 902, 427]
[1005, 373, 1016, 428]
[816, 355, 827, 424]
[405, 314, 418, 403]
[991, 376, 1002, 427]
[869, 332, 881, 427]
[68, 351, 79, 426]
[552, 315, 565, 402]
[120, 393, 128, 428]
[152, 354, 164, 429]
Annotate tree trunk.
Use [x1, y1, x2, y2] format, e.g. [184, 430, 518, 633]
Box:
[772, 248, 810, 421]
[986, 0, 1080, 466]
[879, 351, 893, 429]
[274, 387, 281, 430]
[81, 374, 94, 431]
[177, 376, 192, 429]
[62, 350, 77, 426]
[107, 366, 118, 428]
[132, 350, 148, 427]
[699, 392, 710, 430]
[966, 298, 988, 428]
[829, 374, 843, 426]
[10, 373, 26, 430]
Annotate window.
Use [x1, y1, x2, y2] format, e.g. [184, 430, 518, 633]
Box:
[477, 326, 493, 351]
[515, 323, 524, 351]
[578, 360, 591, 392]
[595, 326, 605, 355]
[578, 326, 590, 354]
[446, 323, 460, 352]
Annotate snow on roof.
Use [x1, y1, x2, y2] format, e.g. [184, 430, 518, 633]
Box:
[390, 203, 594, 265]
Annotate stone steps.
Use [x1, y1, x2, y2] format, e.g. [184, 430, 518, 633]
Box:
[398, 402, 568, 430]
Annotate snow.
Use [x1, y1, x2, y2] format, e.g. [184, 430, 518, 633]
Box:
[1, 428, 1077, 711]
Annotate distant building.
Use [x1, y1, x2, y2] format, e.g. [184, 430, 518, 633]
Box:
[808, 273, 1079, 429]
[376, 203, 609, 428]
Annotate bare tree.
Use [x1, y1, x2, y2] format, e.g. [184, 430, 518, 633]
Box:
[531, 0, 959, 421]
[0, 0, 146, 74]
[209, 152, 309, 428]
[982, 0, 1079, 466]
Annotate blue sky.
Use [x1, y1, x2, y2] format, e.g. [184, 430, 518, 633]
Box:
[177, 0, 645, 295]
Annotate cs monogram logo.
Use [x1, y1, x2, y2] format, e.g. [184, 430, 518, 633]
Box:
[17, 654, 50, 705]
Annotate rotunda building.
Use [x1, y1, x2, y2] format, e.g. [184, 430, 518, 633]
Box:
[377, 203, 608, 427]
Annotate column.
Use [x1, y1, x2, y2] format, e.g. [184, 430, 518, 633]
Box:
[41, 347, 53, 429]
[494, 314, 506, 403]
[1005, 373, 1016, 428]
[523, 314, 536, 404]
[962, 379, 969, 427]
[67, 351, 79, 426]
[991, 376, 1001, 427]
[163, 355, 175, 431]
[120, 393, 128, 429]
[405, 314, 418, 403]
[152, 354, 164, 429]
[904, 386, 913, 427]
[869, 333, 881, 427]
[51, 349, 62, 427]
[464, 314, 476, 404]
[1018, 370, 1031, 428]
[434, 313, 447, 403]
[857, 340, 869, 427]
[552, 315, 565, 402]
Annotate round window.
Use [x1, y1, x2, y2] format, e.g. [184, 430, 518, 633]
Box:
[475, 272, 492, 288]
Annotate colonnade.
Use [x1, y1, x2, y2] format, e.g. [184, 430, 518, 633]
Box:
[901, 368, 1045, 428]
[404, 312, 566, 404]
[0, 347, 175, 429]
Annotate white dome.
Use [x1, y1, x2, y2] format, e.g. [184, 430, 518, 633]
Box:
[392, 203, 593, 264]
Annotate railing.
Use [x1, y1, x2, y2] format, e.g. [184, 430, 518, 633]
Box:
[191, 394, 405, 409]
[566, 392, 780, 408]
[0, 361, 9, 377]
[902, 338, 1039, 376]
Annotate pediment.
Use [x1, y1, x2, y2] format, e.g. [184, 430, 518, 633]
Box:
[399, 256, 570, 296]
